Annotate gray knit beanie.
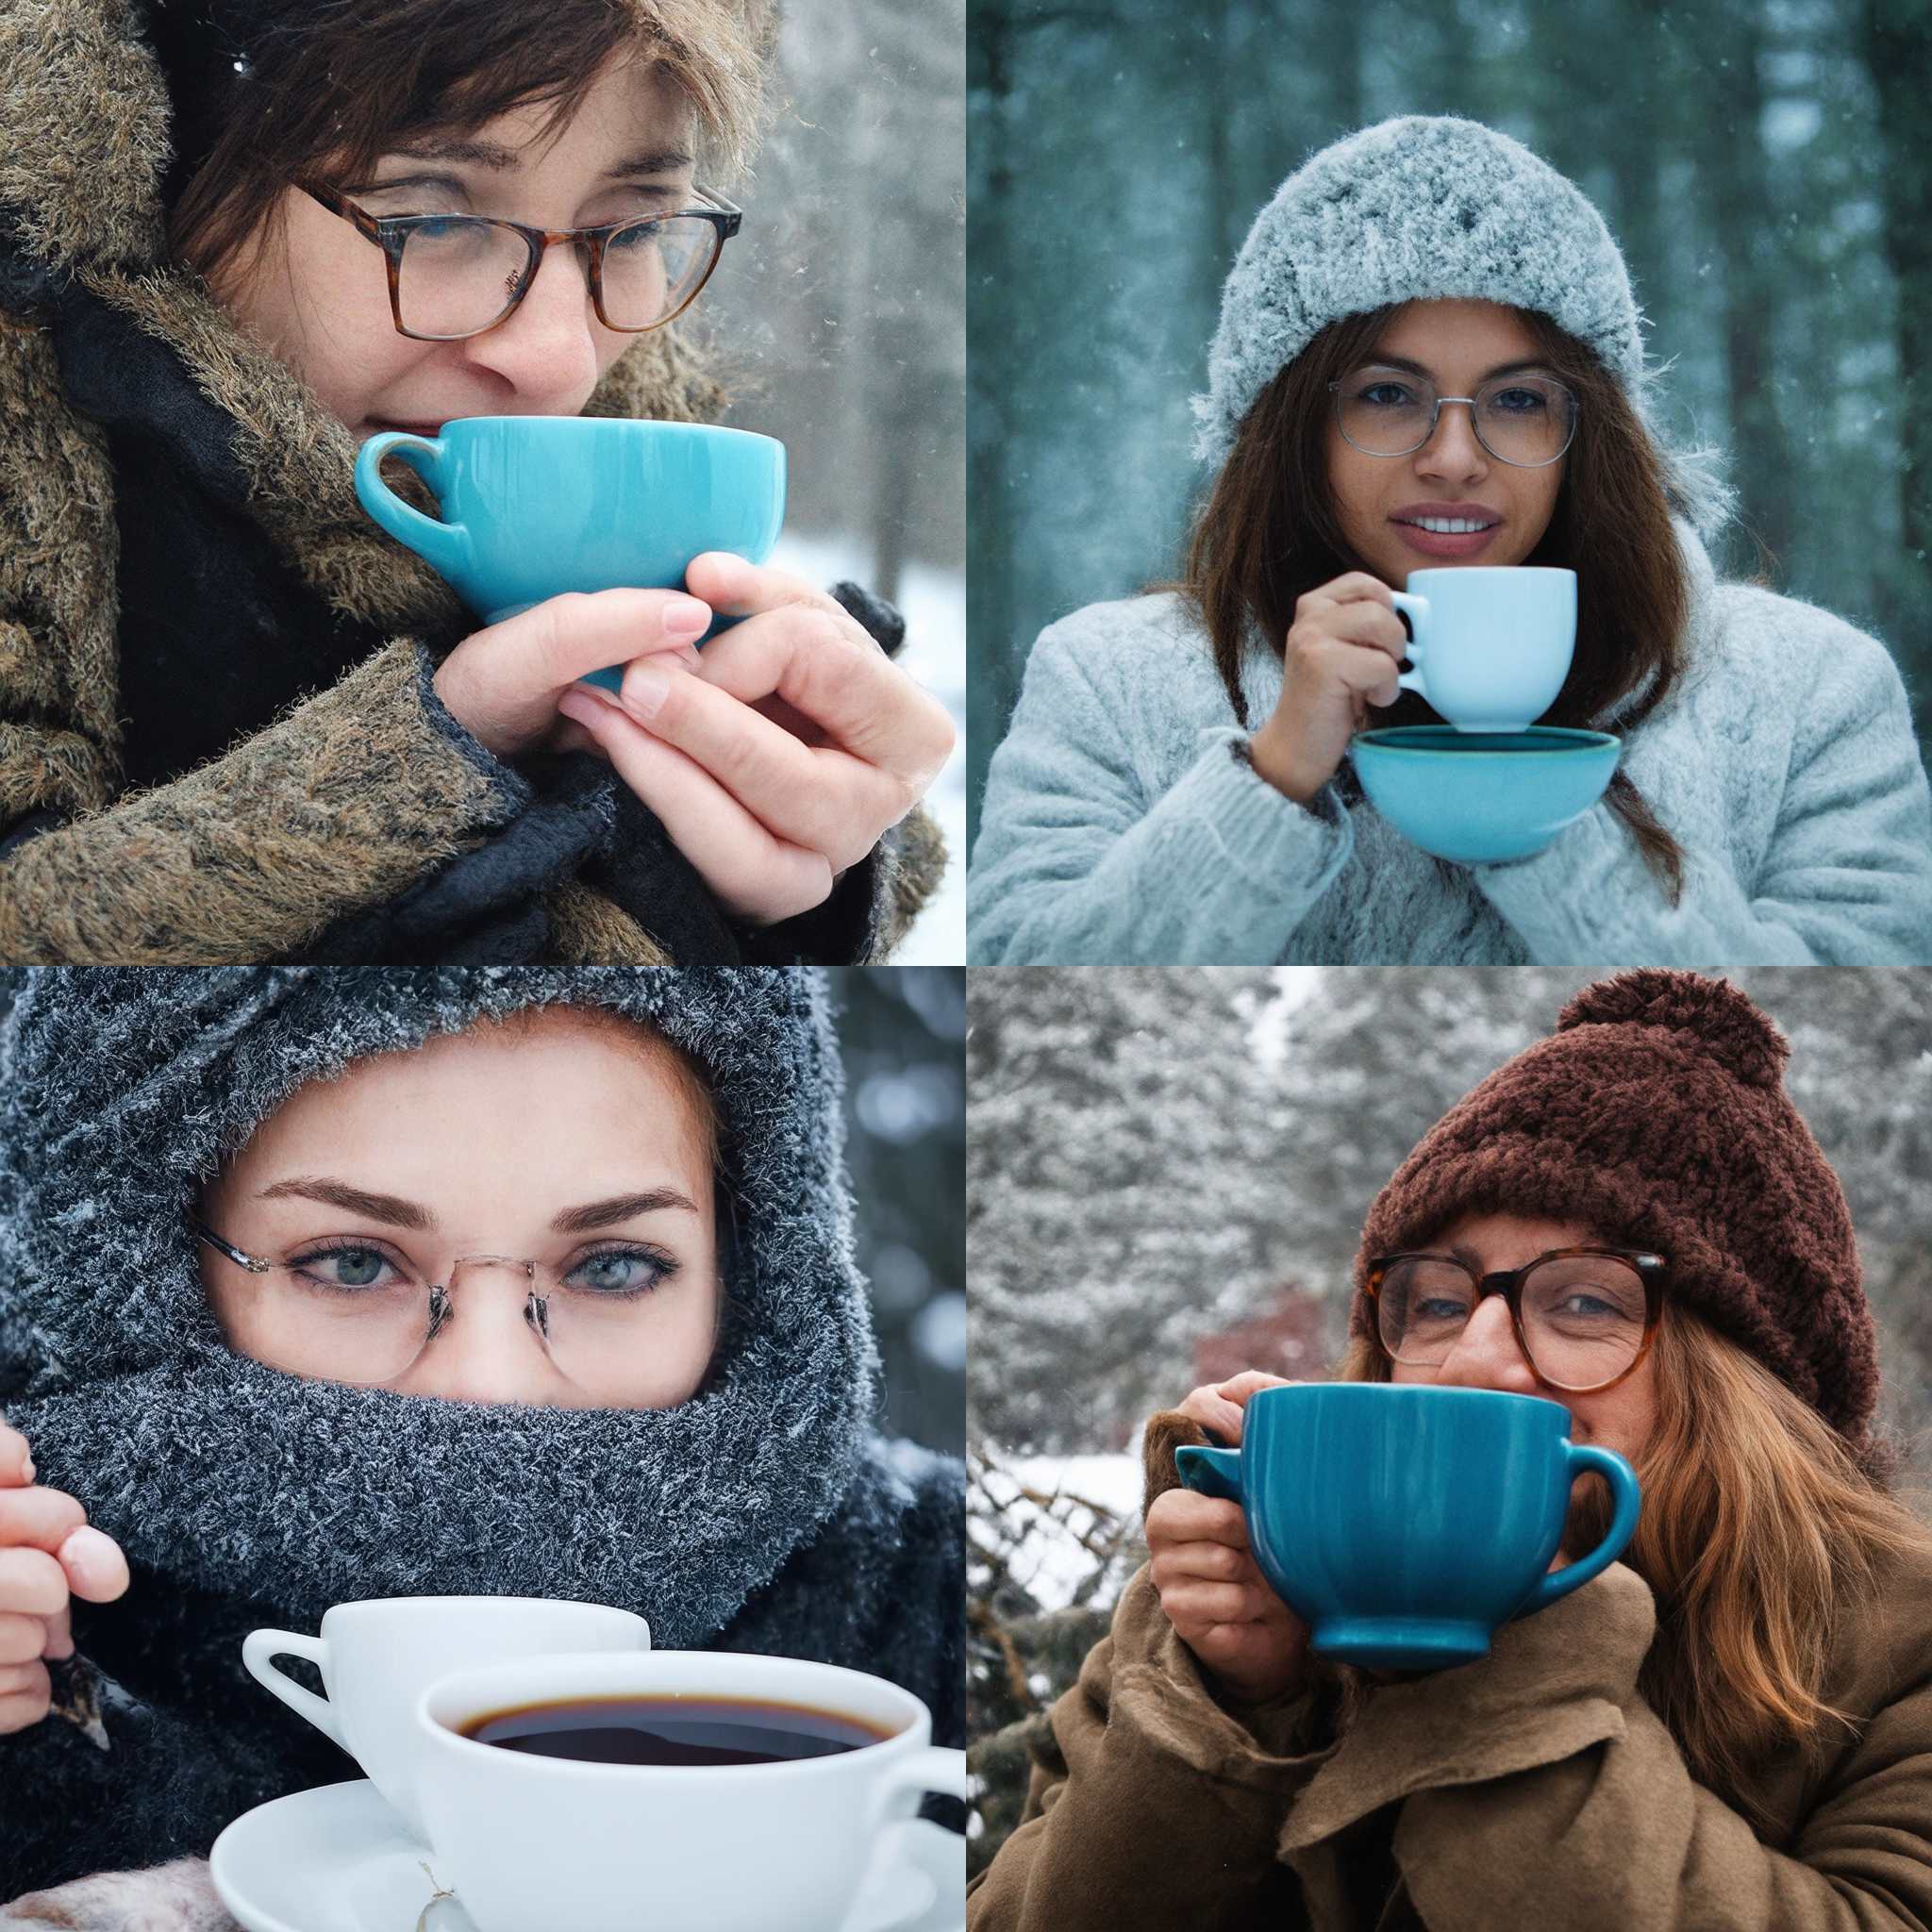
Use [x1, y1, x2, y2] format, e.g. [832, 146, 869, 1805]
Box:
[0, 968, 885, 1650]
[1192, 115, 1733, 538]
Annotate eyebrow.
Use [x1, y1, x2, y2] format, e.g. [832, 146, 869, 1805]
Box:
[387, 139, 695, 180]
[1365, 353, 1554, 383]
[256, 1178, 700, 1232]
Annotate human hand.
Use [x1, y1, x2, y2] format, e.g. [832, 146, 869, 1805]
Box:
[551, 553, 956, 925]
[431, 588, 710, 763]
[1146, 1371, 1311, 1707]
[0, 1420, 129, 1735]
[1246, 572, 1409, 805]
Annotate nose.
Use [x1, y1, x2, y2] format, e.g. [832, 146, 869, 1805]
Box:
[1428, 1293, 1541, 1395]
[457, 240, 602, 404]
[395, 1263, 571, 1406]
[1416, 397, 1490, 479]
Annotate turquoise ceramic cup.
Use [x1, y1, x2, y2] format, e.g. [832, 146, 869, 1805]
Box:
[355, 416, 786, 692]
[1174, 1384, 1641, 1671]
[1351, 724, 1621, 864]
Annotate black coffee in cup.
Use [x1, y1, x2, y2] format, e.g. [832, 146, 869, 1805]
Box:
[458, 1695, 897, 1768]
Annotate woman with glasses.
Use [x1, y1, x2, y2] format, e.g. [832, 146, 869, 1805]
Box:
[970, 971, 1932, 1929]
[0, 0, 952, 964]
[968, 116, 1932, 965]
[0, 968, 963, 1900]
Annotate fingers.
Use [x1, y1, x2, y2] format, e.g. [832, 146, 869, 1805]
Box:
[0, 1612, 46, 1664]
[516, 590, 714, 691]
[609, 657, 909, 867]
[1144, 1488, 1250, 1552]
[1301, 571, 1396, 611]
[1177, 1381, 1247, 1442]
[0, 1657, 50, 1732]
[685, 604, 956, 785]
[0, 1424, 33, 1487]
[0, 1547, 66, 1618]
[553, 691, 834, 923]
[1217, 1370, 1298, 1406]
[39, 1603, 73, 1660]
[0, 1486, 86, 1556]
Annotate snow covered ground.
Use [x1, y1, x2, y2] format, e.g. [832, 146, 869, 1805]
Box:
[974, 1450, 1145, 1613]
[765, 532, 965, 964]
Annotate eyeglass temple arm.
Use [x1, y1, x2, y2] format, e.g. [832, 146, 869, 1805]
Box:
[191, 1219, 270, 1274]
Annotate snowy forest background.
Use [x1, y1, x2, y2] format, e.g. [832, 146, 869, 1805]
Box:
[965, 967, 1932, 1866]
[965, 0, 1932, 850]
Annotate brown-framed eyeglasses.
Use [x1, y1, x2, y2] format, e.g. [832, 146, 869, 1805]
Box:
[297, 182, 742, 341]
[1362, 1248, 1666, 1394]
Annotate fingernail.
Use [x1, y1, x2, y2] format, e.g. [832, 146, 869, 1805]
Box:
[45, 1626, 74, 1660]
[20, 1457, 33, 1485]
[623, 665, 672, 723]
[662, 596, 711, 643]
[61, 1525, 119, 1581]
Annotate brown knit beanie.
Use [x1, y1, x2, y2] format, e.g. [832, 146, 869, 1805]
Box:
[1351, 970, 1878, 1450]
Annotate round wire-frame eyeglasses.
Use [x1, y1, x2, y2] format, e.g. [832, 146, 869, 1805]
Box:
[297, 181, 742, 341]
[1326, 371, 1579, 468]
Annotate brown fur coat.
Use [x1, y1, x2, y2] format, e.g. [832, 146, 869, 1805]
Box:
[0, 0, 943, 963]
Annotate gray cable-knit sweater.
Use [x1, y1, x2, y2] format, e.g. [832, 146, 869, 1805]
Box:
[968, 521, 1932, 965]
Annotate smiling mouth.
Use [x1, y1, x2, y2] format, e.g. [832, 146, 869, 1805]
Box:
[1394, 516, 1501, 535]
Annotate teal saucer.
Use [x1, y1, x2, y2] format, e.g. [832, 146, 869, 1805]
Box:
[1351, 724, 1621, 864]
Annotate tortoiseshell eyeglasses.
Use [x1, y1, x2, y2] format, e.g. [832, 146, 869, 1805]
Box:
[1362, 1248, 1666, 1393]
[298, 182, 742, 341]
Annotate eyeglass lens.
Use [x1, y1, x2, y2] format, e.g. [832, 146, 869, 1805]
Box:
[395, 216, 723, 337]
[1376, 1255, 1647, 1390]
[254, 1248, 667, 1399]
[1335, 366, 1575, 465]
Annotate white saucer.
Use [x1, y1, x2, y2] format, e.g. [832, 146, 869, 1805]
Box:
[210, 1780, 964, 1932]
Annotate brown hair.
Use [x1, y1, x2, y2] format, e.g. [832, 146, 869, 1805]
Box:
[1180, 303, 1690, 901]
[1330, 1310, 1931, 1830]
[167, 0, 778, 290]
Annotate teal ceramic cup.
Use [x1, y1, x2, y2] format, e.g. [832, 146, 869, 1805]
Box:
[355, 416, 786, 692]
[1175, 1384, 1641, 1671]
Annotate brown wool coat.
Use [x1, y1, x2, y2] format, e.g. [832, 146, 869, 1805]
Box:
[0, 0, 942, 964]
[969, 1422, 1932, 1931]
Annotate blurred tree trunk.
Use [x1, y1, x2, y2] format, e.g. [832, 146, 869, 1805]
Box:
[966, 0, 1015, 852]
[1858, 0, 1932, 575]
[1684, 2, 1799, 575]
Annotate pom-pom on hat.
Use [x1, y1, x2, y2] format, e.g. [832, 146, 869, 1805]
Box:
[1352, 970, 1879, 1449]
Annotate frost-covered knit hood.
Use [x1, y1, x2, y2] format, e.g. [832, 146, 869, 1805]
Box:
[1191, 115, 1735, 541]
[0, 968, 880, 1651]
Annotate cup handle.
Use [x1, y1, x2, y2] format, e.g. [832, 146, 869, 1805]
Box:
[1388, 591, 1428, 700]
[353, 431, 468, 580]
[1174, 1443, 1243, 1505]
[1522, 1444, 1642, 1614]
[242, 1627, 346, 1751]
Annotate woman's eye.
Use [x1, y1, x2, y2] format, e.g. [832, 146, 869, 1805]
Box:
[1359, 382, 1415, 407]
[566, 1248, 675, 1296]
[1491, 387, 1547, 412]
[292, 1246, 398, 1291]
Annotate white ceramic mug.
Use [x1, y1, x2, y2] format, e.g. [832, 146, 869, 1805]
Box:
[414, 1650, 969, 1932]
[1388, 565, 1576, 731]
[242, 1596, 650, 1841]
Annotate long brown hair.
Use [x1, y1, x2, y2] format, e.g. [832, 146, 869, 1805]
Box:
[1181, 303, 1691, 900]
[166, 0, 778, 289]
[1329, 1309, 1931, 1831]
